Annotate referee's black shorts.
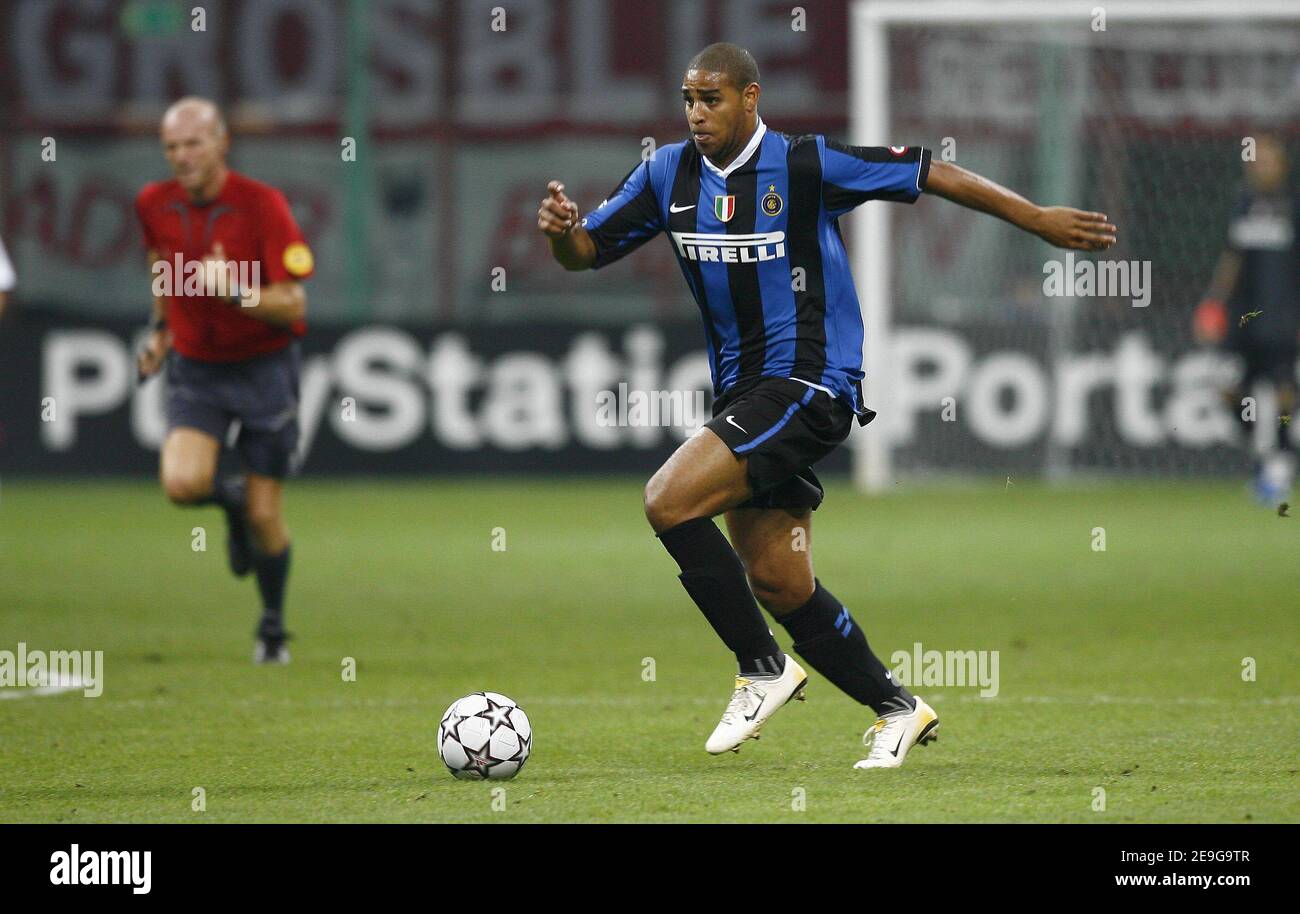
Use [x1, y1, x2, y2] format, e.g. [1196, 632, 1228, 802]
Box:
[165, 343, 302, 479]
[705, 377, 856, 513]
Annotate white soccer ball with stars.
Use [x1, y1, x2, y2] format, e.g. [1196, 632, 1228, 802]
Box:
[438, 691, 532, 780]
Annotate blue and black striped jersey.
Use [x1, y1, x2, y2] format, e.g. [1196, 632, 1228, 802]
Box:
[581, 118, 930, 414]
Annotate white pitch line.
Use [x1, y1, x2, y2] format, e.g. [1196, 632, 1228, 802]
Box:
[0, 677, 89, 700]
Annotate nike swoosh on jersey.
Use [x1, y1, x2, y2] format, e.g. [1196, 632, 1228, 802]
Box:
[669, 203, 696, 213]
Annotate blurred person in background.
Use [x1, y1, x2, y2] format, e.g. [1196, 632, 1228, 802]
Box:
[0, 233, 14, 320]
[1195, 135, 1299, 507]
[135, 97, 314, 663]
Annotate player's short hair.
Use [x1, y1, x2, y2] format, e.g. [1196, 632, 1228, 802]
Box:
[687, 43, 760, 92]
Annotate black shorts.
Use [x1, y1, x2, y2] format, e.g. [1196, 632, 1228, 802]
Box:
[165, 343, 301, 479]
[705, 377, 856, 513]
[1231, 338, 1298, 390]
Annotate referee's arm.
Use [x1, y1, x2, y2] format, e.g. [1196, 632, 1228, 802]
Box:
[138, 248, 172, 379]
[235, 280, 306, 326]
[538, 181, 596, 271]
[925, 160, 1117, 252]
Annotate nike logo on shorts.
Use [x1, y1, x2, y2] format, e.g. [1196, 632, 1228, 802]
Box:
[725, 415, 747, 435]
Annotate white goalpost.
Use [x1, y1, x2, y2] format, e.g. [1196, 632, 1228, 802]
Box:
[848, 0, 1300, 492]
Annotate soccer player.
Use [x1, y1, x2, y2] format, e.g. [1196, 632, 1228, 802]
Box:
[135, 97, 314, 663]
[538, 44, 1116, 767]
[1194, 135, 1298, 506]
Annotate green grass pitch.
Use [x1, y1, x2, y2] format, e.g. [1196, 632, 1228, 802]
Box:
[1, 477, 1296, 823]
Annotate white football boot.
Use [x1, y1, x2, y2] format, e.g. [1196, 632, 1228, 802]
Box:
[706, 655, 807, 754]
[853, 696, 939, 769]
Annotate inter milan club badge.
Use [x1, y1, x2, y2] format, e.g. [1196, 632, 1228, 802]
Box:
[761, 184, 783, 216]
[714, 194, 736, 222]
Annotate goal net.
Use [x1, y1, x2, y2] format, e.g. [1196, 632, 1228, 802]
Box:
[848, 0, 1300, 490]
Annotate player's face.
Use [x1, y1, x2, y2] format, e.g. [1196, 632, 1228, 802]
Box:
[1247, 139, 1287, 193]
[682, 70, 755, 165]
[161, 118, 226, 196]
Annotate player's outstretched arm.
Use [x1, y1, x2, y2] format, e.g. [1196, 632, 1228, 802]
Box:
[925, 161, 1117, 252]
[538, 181, 596, 271]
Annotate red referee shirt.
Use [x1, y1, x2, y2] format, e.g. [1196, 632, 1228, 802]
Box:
[136, 170, 313, 362]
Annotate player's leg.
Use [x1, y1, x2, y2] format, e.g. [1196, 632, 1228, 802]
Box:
[1261, 353, 1298, 504]
[726, 504, 910, 712]
[726, 503, 937, 768]
[245, 472, 292, 662]
[162, 353, 253, 576]
[161, 425, 253, 578]
[645, 425, 785, 674]
[235, 344, 301, 664]
[644, 426, 807, 753]
[160, 427, 221, 505]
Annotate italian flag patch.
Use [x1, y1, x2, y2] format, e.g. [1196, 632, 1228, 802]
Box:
[714, 195, 736, 222]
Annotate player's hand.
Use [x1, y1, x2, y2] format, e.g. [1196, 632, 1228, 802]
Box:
[200, 241, 236, 297]
[137, 327, 172, 379]
[538, 181, 580, 237]
[1193, 297, 1228, 345]
[1032, 207, 1117, 251]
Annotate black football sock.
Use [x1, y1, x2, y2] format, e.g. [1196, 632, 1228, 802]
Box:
[778, 580, 913, 716]
[253, 544, 291, 631]
[201, 475, 245, 512]
[656, 517, 784, 677]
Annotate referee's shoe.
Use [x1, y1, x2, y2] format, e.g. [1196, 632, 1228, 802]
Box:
[254, 618, 291, 665]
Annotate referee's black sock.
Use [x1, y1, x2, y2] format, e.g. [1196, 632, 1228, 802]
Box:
[253, 544, 291, 631]
[202, 475, 245, 512]
[656, 517, 785, 677]
[778, 580, 913, 716]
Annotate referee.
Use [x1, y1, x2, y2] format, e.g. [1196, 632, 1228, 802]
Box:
[135, 98, 314, 663]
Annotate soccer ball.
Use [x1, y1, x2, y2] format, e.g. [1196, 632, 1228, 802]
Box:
[438, 691, 532, 780]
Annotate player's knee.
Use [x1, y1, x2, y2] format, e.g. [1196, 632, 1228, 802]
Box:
[245, 501, 281, 537]
[746, 566, 813, 615]
[644, 480, 696, 533]
[162, 472, 212, 505]
[643, 478, 674, 532]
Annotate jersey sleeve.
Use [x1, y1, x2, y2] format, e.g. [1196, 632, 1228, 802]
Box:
[582, 159, 664, 270]
[820, 139, 931, 217]
[258, 188, 314, 283]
